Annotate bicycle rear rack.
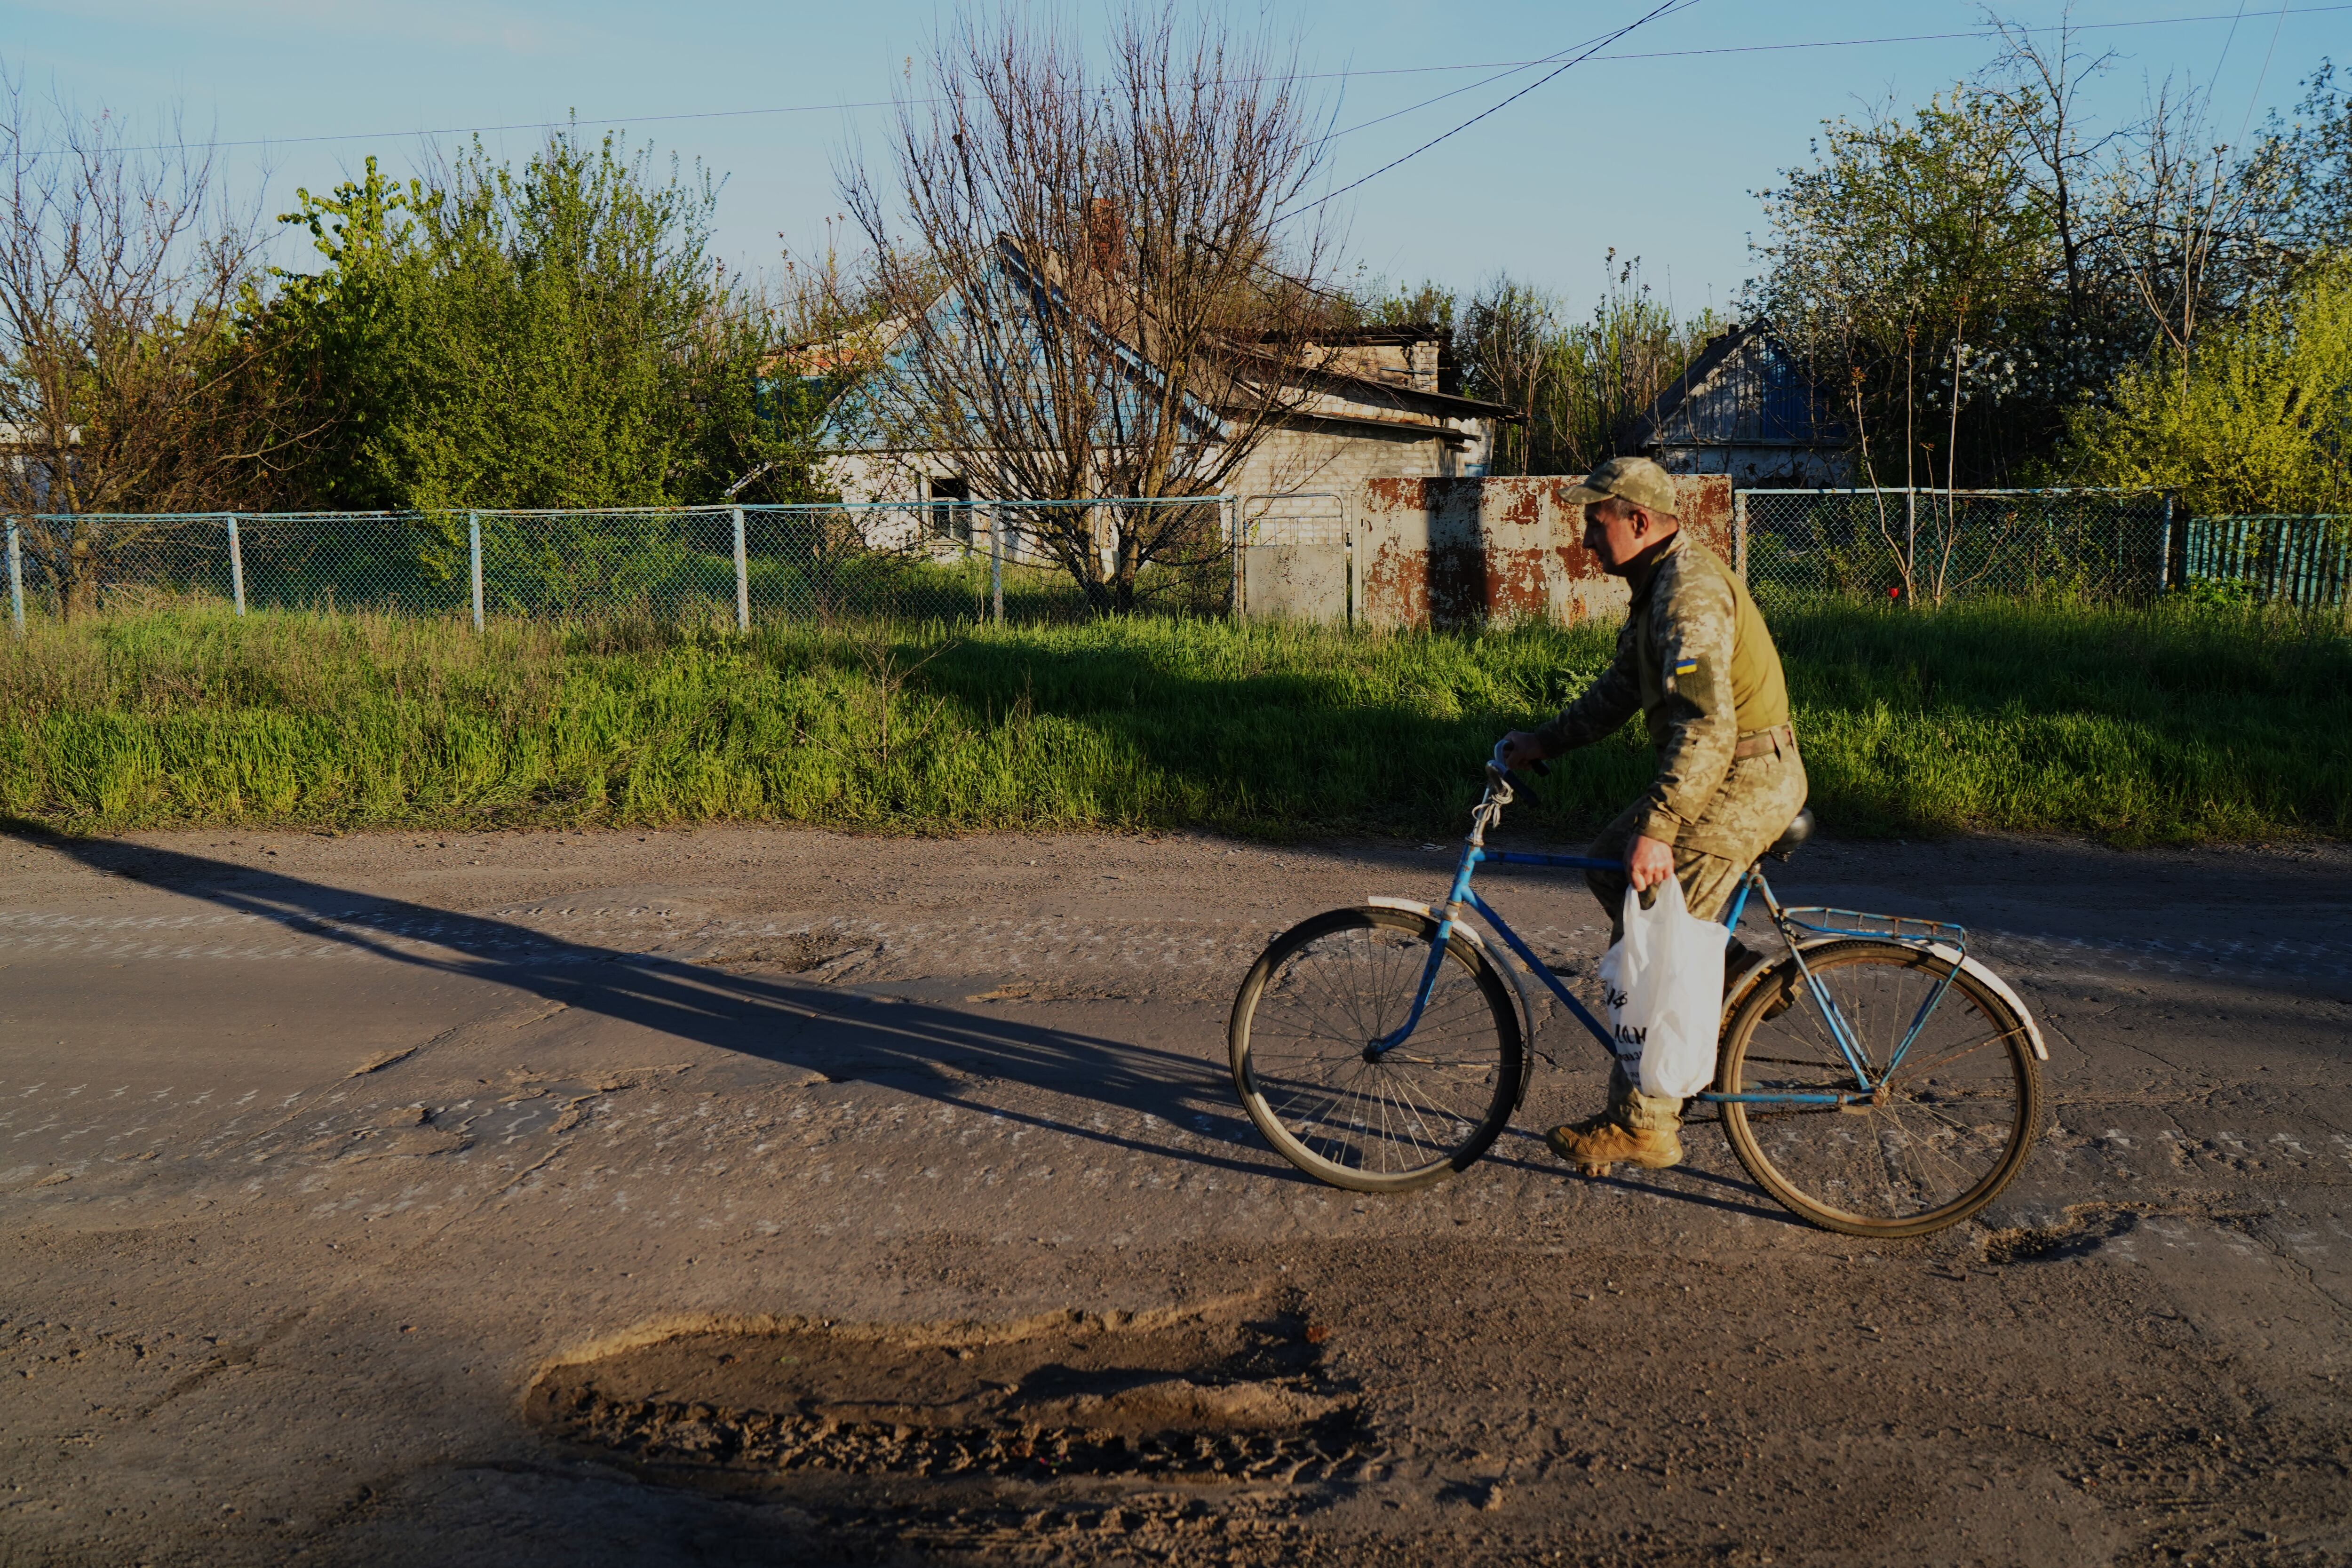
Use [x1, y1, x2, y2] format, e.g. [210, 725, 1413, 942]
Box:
[1780, 906, 1967, 955]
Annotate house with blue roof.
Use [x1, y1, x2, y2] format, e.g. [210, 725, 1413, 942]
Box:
[1619, 319, 1852, 487]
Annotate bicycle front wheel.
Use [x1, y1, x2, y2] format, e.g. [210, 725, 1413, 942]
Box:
[1229, 906, 1524, 1194]
[1719, 939, 2042, 1238]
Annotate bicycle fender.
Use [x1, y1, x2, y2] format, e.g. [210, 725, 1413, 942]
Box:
[1924, 942, 2050, 1062]
[1365, 895, 1486, 947]
[1728, 936, 2048, 1062]
[1365, 897, 1543, 1103]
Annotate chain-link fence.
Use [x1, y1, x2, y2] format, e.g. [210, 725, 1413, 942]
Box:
[19, 490, 2331, 631]
[2, 498, 1239, 630]
[1737, 489, 2177, 605]
[2182, 514, 2350, 611]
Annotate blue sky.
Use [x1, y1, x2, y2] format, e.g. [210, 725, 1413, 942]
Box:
[9, 1, 2345, 316]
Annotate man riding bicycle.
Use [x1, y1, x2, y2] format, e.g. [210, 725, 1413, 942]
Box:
[1497, 456, 1808, 1176]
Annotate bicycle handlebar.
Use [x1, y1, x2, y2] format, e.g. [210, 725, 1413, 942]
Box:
[1486, 738, 1550, 792]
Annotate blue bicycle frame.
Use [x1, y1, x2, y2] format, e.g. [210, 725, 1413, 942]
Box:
[1372, 759, 1974, 1109]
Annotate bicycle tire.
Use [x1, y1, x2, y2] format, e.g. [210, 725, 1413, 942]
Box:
[1718, 939, 2043, 1238]
[1230, 906, 1525, 1194]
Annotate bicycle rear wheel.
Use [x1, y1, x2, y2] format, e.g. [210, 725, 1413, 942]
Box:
[1229, 906, 1524, 1194]
[1718, 939, 2042, 1238]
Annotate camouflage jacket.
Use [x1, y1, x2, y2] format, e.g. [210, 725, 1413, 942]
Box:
[1534, 534, 1793, 852]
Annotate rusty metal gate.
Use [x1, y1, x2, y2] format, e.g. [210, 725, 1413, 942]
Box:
[1237, 492, 1351, 624]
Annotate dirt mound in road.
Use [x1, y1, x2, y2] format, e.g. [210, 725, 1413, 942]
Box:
[526, 1301, 1372, 1486]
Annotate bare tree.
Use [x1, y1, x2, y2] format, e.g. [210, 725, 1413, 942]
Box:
[2104, 80, 2236, 368]
[837, 4, 1345, 614]
[1984, 8, 2122, 326]
[0, 70, 284, 615]
[2096, 72, 2301, 382]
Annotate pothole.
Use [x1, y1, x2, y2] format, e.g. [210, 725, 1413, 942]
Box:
[527, 1303, 1369, 1486]
[1980, 1202, 2148, 1263]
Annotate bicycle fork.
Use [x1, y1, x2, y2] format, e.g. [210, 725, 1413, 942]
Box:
[1371, 850, 1483, 1059]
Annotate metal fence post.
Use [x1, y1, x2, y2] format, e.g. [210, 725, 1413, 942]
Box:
[6, 519, 23, 636]
[1905, 488, 1917, 588]
[1346, 502, 1358, 633]
[1228, 497, 1243, 619]
[2157, 494, 2175, 593]
[989, 504, 1004, 627]
[225, 513, 247, 616]
[469, 511, 484, 632]
[731, 505, 750, 633]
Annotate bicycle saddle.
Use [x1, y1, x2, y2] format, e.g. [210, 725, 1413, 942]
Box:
[1764, 807, 1815, 861]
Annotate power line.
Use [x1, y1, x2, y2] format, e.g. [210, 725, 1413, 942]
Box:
[2213, 0, 2254, 87]
[2237, 3, 2297, 144]
[1327, 15, 1673, 141]
[1301, 0, 1696, 215]
[1309, 3, 2339, 85]
[1303, 0, 2341, 212]
[26, 4, 2345, 161]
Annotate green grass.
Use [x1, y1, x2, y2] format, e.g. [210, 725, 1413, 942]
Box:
[1, 600, 2345, 844]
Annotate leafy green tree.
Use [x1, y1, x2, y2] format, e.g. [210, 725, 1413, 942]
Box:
[2067, 255, 2352, 514]
[1750, 28, 2348, 496]
[390, 131, 717, 509]
[1753, 86, 2059, 492]
[255, 129, 824, 513]
[246, 157, 433, 509]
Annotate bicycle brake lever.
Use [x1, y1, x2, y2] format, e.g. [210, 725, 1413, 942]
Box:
[1487, 739, 1552, 786]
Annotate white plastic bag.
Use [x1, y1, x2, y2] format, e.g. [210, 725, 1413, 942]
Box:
[1597, 876, 1726, 1099]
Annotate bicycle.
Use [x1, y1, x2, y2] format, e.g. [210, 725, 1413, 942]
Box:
[1227, 743, 2049, 1238]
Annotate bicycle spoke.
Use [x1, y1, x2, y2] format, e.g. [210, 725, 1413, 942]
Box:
[1882, 1029, 2018, 1085]
[1378, 1068, 1481, 1127]
[1390, 1064, 1470, 1148]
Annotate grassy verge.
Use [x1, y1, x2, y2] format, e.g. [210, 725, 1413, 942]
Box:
[1, 600, 2344, 844]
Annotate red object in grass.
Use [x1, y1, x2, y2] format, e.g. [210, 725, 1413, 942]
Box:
[1888, 585, 1902, 599]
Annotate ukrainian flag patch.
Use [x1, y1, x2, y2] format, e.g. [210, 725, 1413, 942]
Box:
[1674, 658, 1699, 675]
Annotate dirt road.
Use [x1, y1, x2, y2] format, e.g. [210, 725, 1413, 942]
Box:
[2, 822, 2347, 1566]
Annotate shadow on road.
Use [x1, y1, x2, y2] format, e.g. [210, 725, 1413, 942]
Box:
[4, 825, 1301, 1184]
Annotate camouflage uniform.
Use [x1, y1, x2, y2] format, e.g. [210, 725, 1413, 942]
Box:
[1534, 531, 1807, 1132]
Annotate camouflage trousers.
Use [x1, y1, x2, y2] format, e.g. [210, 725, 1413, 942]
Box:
[1583, 744, 1809, 1133]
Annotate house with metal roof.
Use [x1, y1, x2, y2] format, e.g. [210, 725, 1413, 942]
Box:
[1619, 319, 1852, 487]
[803, 238, 1518, 530]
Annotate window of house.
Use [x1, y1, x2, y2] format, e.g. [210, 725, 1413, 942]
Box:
[929, 476, 973, 544]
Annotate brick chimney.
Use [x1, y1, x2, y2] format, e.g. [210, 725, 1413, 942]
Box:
[1084, 196, 1121, 275]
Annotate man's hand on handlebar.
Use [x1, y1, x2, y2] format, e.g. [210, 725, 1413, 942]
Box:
[1496, 731, 1549, 774]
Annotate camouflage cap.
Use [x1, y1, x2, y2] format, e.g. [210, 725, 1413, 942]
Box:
[1562, 455, 1679, 518]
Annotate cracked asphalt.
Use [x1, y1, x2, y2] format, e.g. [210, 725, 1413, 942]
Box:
[1, 823, 2347, 1566]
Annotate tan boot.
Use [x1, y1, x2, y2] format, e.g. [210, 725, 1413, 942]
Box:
[1545, 1116, 1683, 1177]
